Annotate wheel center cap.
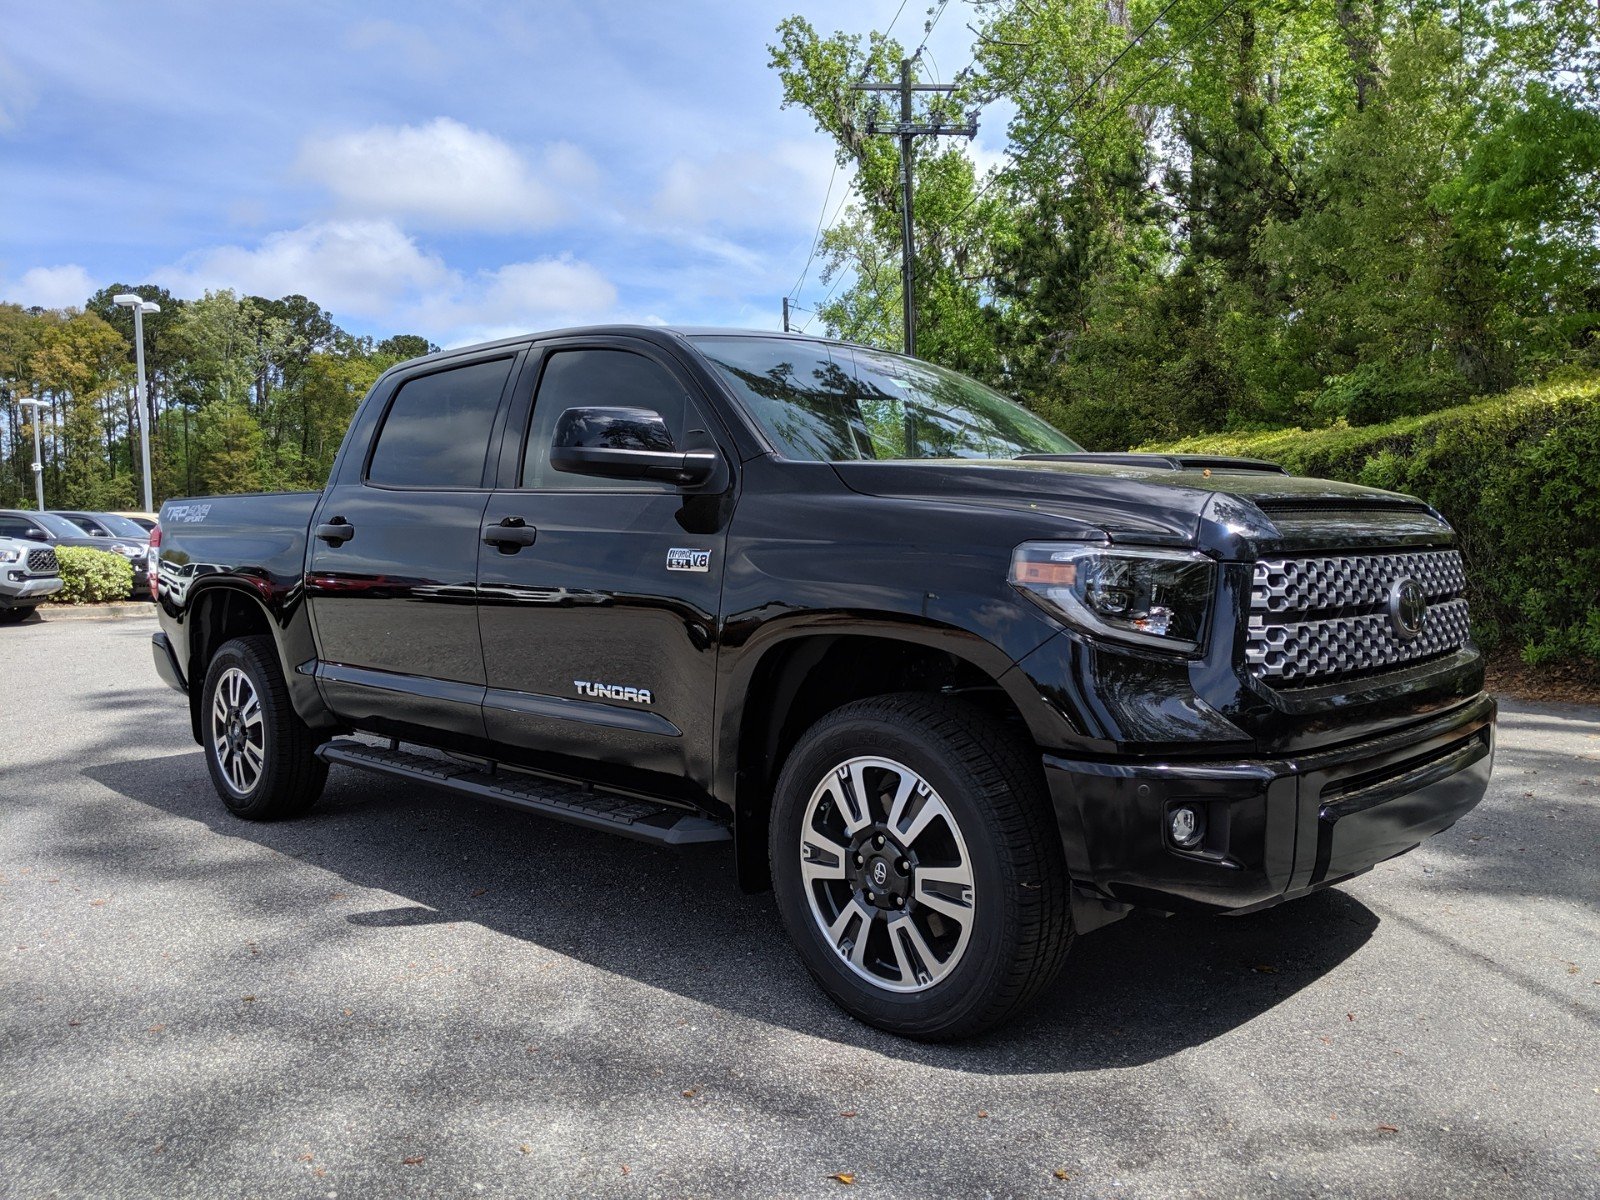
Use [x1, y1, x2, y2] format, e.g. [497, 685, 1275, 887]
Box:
[860, 851, 909, 905]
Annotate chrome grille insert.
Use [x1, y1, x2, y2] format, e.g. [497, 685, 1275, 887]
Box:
[1246, 549, 1470, 683]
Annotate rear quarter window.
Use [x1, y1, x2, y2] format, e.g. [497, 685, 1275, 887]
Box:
[367, 357, 515, 488]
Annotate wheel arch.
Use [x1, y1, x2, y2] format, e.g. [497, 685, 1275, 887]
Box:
[183, 580, 333, 743]
[722, 623, 1062, 893]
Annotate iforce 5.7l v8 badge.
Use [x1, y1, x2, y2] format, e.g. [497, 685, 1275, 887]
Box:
[666, 547, 711, 573]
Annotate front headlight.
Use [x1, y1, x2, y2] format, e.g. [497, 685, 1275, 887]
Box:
[0, 549, 19, 564]
[110, 543, 141, 559]
[1010, 542, 1216, 652]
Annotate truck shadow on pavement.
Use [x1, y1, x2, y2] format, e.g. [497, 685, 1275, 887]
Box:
[85, 752, 1378, 1074]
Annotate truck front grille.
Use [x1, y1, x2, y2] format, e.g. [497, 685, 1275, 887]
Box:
[27, 548, 57, 574]
[1245, 549, 1470, 684]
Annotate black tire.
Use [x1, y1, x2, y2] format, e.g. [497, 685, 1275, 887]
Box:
[0, 607, 32, 624]
[769, 693, 1073, 1040]
[201, 635, 327, 819]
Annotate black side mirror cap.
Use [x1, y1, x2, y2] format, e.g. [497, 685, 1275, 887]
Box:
[549, 406, 717, 486]
[550, 444, 719, 486]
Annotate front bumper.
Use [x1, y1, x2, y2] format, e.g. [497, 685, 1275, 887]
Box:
[1046, 693, 1495, 921]
[0, 575, 63, 606]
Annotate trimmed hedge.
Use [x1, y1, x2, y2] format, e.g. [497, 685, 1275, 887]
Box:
[50, 546, 135, 605]
[1151, 372, 1600, 665]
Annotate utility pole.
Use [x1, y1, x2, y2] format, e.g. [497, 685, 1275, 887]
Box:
[854, 59, 977, 357]
[782, 296, 791, 333]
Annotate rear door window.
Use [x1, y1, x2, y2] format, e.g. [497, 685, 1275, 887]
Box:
[367, 357, 515, 488]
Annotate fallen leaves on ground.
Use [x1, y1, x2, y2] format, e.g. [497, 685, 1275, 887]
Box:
[681, 1088, 698, 1098]
[838, 1110, 858, 1118]
[1377, 1124, 1399, 1134]
[1053, 1169, 1072, 1181]
[402, 1154, 426, 1165]
[829, 1173, 856, 1185]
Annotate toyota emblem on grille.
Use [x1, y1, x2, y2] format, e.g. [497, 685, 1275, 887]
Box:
[1389, 577, 1427, 640]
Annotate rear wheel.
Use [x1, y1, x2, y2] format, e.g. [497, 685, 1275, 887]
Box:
[201, 635, 327, 819]
[770, 693, 1073, 1040]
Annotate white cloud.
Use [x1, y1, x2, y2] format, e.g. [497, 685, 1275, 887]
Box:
[296, 117, 596, 232]
[653, 140, 846, 232]
[0, 264, 95, 309]
[149, 218, 621, 345]
[153, 220, 451, 318]
[416, 257, 620, 347]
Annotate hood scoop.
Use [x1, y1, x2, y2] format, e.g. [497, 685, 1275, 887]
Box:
[1016, 452, 1287, 474]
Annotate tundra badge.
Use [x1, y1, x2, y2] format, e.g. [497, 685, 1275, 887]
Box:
[574, 680, 654, 704]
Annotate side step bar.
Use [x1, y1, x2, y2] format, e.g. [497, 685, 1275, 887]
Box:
[316, 739, 730, 846]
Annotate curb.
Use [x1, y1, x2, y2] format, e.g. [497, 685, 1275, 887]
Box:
[37, 602, 158, 622]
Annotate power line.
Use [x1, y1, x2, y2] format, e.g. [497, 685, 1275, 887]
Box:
[785, 0, 912, 315]
[882, 0, 910, 39]
[1073, 0, 1243, 144]
[909, 0, 952, 64]
[952, 0, 1241, 220]
[1063, 0, 1187, 116]
[789, 161, 838, 300]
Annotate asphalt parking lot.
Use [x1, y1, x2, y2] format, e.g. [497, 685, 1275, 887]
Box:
[2, 614, 1596, 1199]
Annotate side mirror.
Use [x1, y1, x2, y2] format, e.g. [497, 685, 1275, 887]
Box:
[25, 527, 48, 542]
[548, 407, 717, 486]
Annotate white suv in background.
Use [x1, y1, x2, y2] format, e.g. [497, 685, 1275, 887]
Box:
[0, 536, 62, 623]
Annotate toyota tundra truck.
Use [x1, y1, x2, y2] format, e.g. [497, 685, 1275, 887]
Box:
[148, 326, 1495, 1039]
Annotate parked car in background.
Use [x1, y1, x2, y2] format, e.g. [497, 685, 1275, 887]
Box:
[112, 511, 159, 533]
[0, 510, 147, 599]
[0, 535, 61, 622]
[48, 511, 152, 597]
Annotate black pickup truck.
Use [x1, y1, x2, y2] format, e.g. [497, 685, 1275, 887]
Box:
[150, 326, 1495, 1039]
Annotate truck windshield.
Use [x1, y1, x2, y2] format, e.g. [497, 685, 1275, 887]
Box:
[693, 335, 1082, 462]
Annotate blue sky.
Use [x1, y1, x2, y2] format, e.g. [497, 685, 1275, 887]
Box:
[0, 0, 998, 347]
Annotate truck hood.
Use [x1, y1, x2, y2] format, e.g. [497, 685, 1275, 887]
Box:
[831, 455, 1452, 555]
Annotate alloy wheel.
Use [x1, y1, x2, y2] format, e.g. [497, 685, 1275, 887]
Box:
[210, 666, 265, 795]
[799, 755, 975, 993]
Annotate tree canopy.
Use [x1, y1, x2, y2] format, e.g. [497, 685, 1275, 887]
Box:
[0, 288, 438, 508]
[772, 0, 1600, 447]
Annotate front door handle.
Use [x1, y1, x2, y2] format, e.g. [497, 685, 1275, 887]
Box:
[483, 516, 537, 550]
[315, 518, 355, 545]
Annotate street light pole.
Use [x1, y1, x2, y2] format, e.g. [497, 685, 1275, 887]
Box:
[113, 293, 161, 512]
[17, 398, 46, 510]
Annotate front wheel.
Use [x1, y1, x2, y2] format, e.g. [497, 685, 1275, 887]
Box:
[201, 635, 327, 819]
[770, 694, 1073, 1040]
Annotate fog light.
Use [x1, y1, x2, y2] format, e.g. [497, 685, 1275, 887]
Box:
[1169, 805, 1204, 849]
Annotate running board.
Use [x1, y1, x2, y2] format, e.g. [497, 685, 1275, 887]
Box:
[316, 739, 730, 846]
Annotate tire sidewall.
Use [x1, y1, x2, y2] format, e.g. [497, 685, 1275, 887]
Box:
[202, 641, 280, 817]
[770, 707, 1021, 1035]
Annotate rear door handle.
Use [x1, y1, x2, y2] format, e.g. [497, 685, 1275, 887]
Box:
[483, 516, 537, 549]
[315, 518, 355, 545]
